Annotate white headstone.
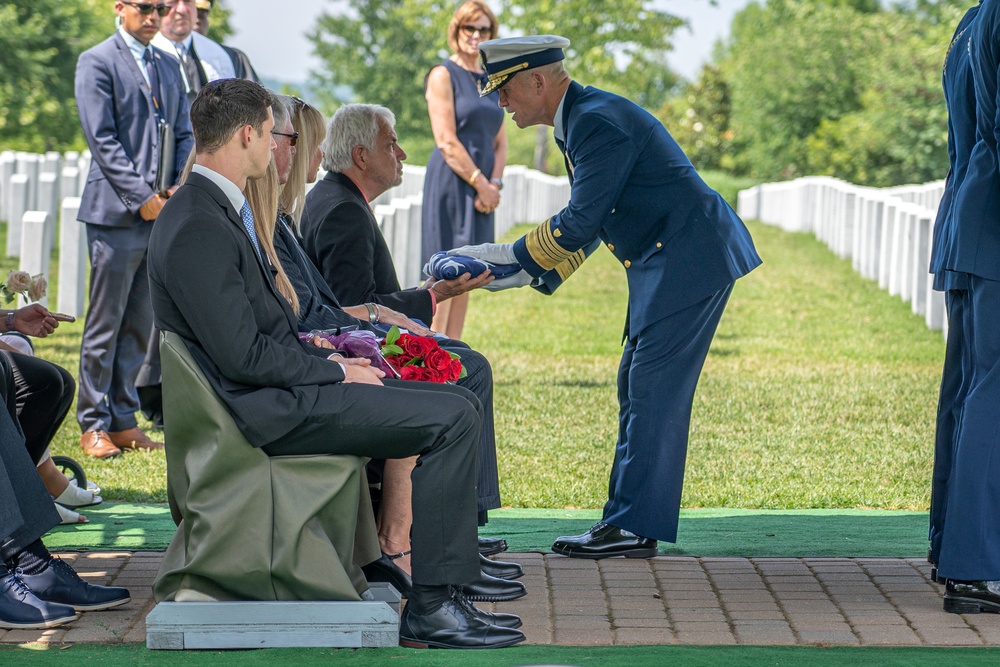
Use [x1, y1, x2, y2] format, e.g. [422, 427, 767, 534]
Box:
[0, 152, 15, 223]
[58, 197, 87, 318]
[43, 151, 62, 176]
[19, 211, 51, 307]
[7, 174, 29, 257]
[15, 153, 40, 211]
[61, 166, 80, 201]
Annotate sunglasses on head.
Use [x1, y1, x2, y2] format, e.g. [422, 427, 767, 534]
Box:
[123, 2, 171, 17]
[460, 24, 493, 38]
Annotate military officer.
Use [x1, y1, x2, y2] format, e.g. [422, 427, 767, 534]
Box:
[451, 35, 761, 558]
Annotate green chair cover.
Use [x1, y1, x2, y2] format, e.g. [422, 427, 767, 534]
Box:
[154, 331, 380, 602]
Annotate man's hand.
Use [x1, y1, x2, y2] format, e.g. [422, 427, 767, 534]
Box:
[429, 270, 494, 302]
[369, 305, 434, 337]
[483, 269, 533, 292]
[447, 242, 517, 265]
[11, 304, 60, 337]
[139, 194, 168, 221]
[341, 361, 385, 385]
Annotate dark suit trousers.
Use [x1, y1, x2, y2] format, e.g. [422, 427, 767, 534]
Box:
[929, 288, 972, 563]
[6, 352, 75, 464]
[0, 354, 59, 562]
[77, 222, 154, 432]
[939, 276, 1000, 580]
[602, 284, 733, 543]
[263, 378, 481, 588]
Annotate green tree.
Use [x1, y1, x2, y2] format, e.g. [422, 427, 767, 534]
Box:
[0, 0, 107, 151]
[657, 63, 734, 172]
[205, 0, 235, 43]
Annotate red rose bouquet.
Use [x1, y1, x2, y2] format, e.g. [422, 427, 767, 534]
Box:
[380, 326, 465, 383]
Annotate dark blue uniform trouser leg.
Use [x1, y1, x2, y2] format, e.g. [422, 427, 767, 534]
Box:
[939, 275, 1000, 581]
[929, 288, 972, 564]
[602, 284, 733, 544]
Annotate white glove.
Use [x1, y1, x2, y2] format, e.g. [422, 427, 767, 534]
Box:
[448, 242, 517, 266]
[483, 270, 533, 292]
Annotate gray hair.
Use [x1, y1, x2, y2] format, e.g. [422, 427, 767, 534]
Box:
[321, 104, 396, 173]
[269, 91, 292, 131]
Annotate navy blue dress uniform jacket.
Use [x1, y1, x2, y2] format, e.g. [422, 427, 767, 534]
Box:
[512, 82, 760, 334]
[75, 32, 193, 228]
[931, 4, 979, 292]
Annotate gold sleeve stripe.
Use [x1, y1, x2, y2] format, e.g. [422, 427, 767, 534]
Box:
[554, 247, 589, 281]
[525, 219, 574, 271]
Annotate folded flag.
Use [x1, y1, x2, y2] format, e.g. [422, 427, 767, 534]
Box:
[424, 252, 522, 280]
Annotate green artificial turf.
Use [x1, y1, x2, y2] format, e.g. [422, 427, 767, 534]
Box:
[44, 505, 931, 558]
[1, 644, 997, 666]
[3, 214, 945, 510]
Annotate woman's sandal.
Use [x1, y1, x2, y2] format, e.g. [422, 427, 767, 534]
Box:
[54, 502, 88, 525]
[385, 550, 411, 561]
[53, 482, 103, 509]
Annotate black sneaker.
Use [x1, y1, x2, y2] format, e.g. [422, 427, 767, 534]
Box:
[19, 558, 130, 612]
[0, 570, 78, 629]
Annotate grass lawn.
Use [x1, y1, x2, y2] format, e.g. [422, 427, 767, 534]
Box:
[4, 213, 944, 509]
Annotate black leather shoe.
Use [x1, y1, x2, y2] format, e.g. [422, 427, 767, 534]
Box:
[944, 579, 1000, 614]
[19, 558, 130, 612]
[362, 553, 412, 598]
[458, 569, 526, 602]
[478, 536, 508, 556]
[0, 570, 78, 630]
[398, 598, 525, 649]
[479, 553, 523, 580]
[552, 521, 658, 559]
[450, 588, 522, 629]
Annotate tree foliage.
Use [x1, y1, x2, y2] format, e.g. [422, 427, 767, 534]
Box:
[0, 0, 108, 152]
[657, 63, 734, 172]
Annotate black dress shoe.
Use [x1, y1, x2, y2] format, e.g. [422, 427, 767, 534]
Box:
[552, 521, 658, 559]
[450, 588, 522, 629]
[398, 598, 525, 649]
[19, 558, 130, 612]
[362, 553, 412, 598]
[479, 553, 524, 580]
[478, 536, 508, 557]
[944, 579, 1000, 614]
[458, 569, 527, 603]
[0, 571, 78, 630]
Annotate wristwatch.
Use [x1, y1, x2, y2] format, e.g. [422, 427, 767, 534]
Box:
[5, 311, 14, 333]
[491, 177, 504, 190]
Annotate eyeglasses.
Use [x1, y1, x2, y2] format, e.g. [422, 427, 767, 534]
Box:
[271, 130, 299, 147]
[460, 24, 493, 38]
[122, 2, 171, 17]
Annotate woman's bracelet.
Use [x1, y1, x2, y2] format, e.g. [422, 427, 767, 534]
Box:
[364, 302, 380, 324]
[468, 168, 482, 186]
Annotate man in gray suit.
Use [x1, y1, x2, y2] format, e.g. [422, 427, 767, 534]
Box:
[74, 1, 193, 459]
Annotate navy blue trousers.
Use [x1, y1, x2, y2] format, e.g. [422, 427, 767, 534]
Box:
[602, 284, 733, 543]
[929, 288, 973, 564]
[939, 275, 1000, 580]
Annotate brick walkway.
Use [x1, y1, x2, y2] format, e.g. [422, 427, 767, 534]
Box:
[4, 551, 1000, 647]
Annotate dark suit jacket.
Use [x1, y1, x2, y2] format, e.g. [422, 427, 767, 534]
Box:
[300, 172, 434, 323]
[513, 81, 761, 338]
[148, 172, 345, 447]
[75, 32, 193, 227]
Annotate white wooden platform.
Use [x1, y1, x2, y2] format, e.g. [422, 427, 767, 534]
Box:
[146, 584, 401, 649]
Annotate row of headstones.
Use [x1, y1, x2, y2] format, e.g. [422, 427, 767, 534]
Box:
[736, 175, 948, 334]
[368, 163, 570, 287]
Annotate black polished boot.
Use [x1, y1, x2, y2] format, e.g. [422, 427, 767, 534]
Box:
[458, 569, 526, 603]
[398, 598, 525, 649]
[478, 536, 508, 557]
[450, 587, 522, 629]
[479, 553, 523, 580]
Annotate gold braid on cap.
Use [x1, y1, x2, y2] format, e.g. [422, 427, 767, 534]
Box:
[481, 61, 531, 92]
[525, 219, 574, 270]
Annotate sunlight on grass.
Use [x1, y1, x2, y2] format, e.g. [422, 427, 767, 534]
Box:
[1, 213, 943, 509]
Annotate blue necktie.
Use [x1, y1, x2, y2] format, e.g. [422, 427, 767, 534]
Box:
[143, 49, 164, 122]
[239, 201, 262, 259]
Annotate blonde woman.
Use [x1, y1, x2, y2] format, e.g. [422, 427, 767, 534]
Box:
[422, 1, 507, 339]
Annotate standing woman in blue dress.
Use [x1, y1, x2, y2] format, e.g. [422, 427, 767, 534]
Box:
[422, 1, 507, 339]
